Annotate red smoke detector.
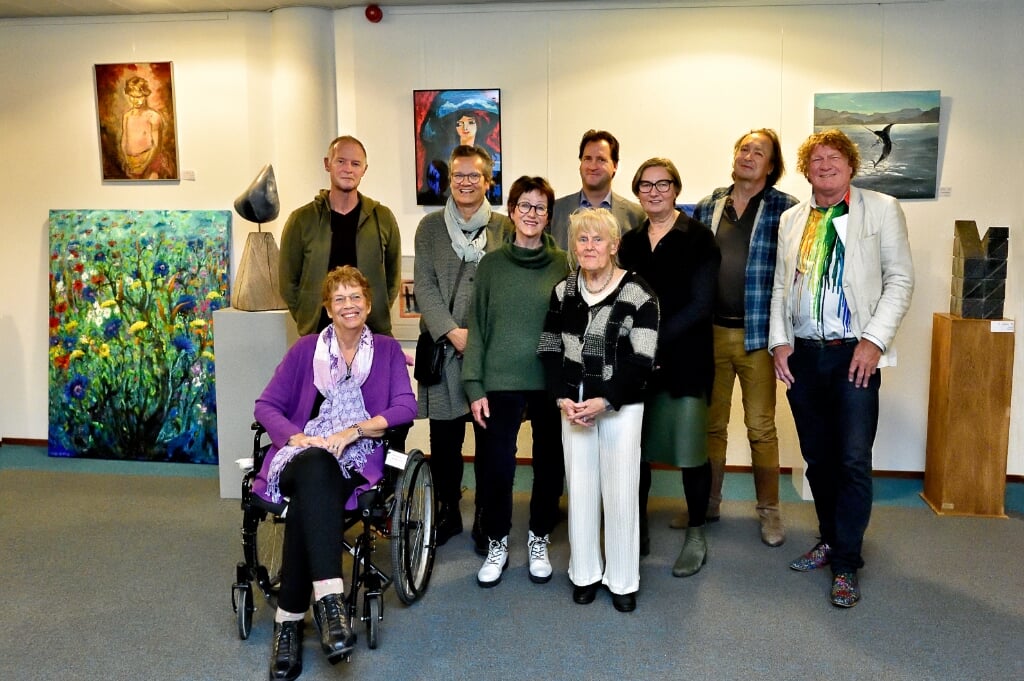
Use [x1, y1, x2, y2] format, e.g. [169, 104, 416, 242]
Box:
[365, 4, 383, 23]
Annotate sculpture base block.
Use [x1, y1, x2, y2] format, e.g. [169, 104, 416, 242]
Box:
[234, 231, 287, 311]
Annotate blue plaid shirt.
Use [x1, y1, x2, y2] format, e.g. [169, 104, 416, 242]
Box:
[693, 185, 798, 352]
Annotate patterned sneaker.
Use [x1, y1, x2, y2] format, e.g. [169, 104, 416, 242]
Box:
[830, 571, 861, 608]
[527, 531, 552, 584]
[477, 536, 509, 588]
[789, 542, 831, 572]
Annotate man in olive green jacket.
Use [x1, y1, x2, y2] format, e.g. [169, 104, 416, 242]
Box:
[279, 135, 401, 336]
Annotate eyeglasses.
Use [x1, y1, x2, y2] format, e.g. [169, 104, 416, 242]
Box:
[637, 180, 674, 194]
[452, 172, 483, 184]
[515, 202, 549, 216]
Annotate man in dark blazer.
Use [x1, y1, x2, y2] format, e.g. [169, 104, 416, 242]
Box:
[549, 129, 644, 249]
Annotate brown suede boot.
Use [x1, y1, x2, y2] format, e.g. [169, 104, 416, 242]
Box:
[706, 457, 725, 522]
[753, 465, 785, 547]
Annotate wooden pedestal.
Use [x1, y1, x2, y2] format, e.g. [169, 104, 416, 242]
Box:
[922, 313, 1013, 517]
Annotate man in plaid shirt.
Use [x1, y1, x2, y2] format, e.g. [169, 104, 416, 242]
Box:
[690, 129, 797, 547]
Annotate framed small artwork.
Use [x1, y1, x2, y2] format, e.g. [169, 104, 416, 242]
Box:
[413, 88, 501, 206]
[399, 280, 419, 318]
[94, 61, 180, 181]
[813, 90, 941, 199]
[390, 256, 420, 341]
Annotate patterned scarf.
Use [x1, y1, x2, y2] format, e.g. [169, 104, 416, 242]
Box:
[444, 197, 491, 263]
[265, 324, 377, 503]
[795, 200, 851, 334]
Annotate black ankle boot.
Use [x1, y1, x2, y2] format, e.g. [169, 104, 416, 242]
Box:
[434, 502, 463, 546]
[269, 620, 303, 681]
[313, 594, 356, 664]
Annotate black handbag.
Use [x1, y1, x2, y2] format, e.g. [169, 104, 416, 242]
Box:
[414, 331, 445, 385]
[414, 255, 471, 386]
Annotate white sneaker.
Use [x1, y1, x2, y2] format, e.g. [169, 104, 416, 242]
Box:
[528, 531, 552, 584]
[477, 536, 509, 588]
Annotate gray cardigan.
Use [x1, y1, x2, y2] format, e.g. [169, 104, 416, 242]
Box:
[412, 209, 511, 419]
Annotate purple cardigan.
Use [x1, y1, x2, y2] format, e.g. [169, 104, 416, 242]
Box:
[252, 332, 417, 509]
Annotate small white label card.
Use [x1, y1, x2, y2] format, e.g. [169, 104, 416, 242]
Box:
[385, 448, 409, 470]
[991, 320, 1014, 333]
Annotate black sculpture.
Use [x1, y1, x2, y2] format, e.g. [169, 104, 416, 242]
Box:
[234, 164, 280, 225]
[951, 220, 1008, 319]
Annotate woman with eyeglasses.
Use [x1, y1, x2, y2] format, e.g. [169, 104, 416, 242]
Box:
[254, 266, 416, 679]
[619, 158, 721, 578]
[414, 145, 512, 554]
[462, 175, 570, 587]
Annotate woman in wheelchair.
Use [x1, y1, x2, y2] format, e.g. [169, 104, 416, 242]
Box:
[253, 266, 416, 681]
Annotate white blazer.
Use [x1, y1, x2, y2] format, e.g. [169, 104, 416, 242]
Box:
[769, 185, 914, 368]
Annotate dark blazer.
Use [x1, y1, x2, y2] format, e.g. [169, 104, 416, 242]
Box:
[619, 213, 720, 401]
[549, 190, 645, 250]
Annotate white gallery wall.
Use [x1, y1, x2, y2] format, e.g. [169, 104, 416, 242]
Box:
[1, 0, 1022, 477]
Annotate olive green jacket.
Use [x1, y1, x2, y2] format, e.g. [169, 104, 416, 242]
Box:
[278, 190, 401, 335]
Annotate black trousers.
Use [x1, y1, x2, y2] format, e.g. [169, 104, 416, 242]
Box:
[477, 390, 565, 539]
[277, 448, 367, 614]
[428, 415, 485, 509]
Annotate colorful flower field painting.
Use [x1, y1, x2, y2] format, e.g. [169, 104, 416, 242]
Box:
[48, 209, 231, 464]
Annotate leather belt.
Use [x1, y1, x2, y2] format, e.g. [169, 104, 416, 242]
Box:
[794, 337, 858, 348]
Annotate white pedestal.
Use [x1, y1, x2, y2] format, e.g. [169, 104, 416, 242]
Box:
[214, 308, 297, 498]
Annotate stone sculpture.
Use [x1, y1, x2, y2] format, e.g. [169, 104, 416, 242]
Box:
[951, 220, 1008, 319]
[232, 164, 288, 312]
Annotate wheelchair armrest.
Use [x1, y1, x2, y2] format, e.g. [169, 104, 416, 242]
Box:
[251, 421, 270, 471]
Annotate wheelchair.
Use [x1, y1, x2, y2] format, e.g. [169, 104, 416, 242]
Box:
[231, 422, 436, 651]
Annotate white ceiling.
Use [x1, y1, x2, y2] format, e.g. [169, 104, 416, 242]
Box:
[0, 0, 525, 19]
[0, 0, 955, 21]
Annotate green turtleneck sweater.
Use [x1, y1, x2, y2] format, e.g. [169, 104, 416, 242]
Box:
[462, 231, 569, 402]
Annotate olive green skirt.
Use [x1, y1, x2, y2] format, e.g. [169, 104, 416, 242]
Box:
[640, 391, 708, 468]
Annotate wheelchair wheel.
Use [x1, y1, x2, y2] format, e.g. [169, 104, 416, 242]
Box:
[233, 583, 254, 640]
[365, 594, 381, 650]
[255, 516, 284, 604]
[391, 449, 436, 604]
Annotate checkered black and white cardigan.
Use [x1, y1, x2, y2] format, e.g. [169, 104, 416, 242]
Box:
[537, 269, 659, 409]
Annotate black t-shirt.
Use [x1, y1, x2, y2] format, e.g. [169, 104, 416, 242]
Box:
[317, 199, 361, 332]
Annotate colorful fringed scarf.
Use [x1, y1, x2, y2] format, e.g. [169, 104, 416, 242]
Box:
[264, 324, 377, 503]
[795, 200, 851, 336]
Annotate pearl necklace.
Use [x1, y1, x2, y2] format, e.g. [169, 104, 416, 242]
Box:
[583, 268, 614, 295]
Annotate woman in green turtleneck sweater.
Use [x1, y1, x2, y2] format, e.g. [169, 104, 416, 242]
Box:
[462, 175, 569, 588]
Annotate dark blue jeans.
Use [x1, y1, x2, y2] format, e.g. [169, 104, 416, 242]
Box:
[478, 390, 565, 540]
[785, 341, 880, 574]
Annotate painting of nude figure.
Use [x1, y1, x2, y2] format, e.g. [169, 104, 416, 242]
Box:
[95, 62, 179, 181]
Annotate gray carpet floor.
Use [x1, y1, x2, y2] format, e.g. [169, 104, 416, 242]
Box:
[2, 467, 1023, 681]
